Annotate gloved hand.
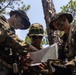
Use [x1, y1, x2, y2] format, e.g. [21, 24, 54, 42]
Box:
[65, 59, 75, 69]
[51, 60, 66, 69]
[39, 62, 48, 70]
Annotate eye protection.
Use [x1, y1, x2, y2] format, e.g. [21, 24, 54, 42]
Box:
[31, 36, 43, 39]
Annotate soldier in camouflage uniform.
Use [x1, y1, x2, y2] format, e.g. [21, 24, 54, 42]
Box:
[26, 23, 49, 75]
[49, 12, 76, 75]
[27, 23, 45, 50]
[0, 10, 38, 75]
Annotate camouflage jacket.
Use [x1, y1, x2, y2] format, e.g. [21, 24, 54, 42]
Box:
[0, 15, 28, 54]
[58, 25, 76, 61]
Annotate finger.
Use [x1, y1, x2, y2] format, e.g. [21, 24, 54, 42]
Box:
[41, 62, 48, 68]
[38, 65, 45, 70]
[42, 62, 47, 66]
[40, 63, 45, 67]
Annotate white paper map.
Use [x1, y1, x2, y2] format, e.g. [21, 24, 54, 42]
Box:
[30, 43, 58, 65]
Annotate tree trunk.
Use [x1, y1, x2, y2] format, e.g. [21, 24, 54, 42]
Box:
[41, 0, 56, 45]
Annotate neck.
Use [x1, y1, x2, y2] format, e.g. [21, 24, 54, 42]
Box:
[31, 43, 42, 49]
[65, 25, 70, 35]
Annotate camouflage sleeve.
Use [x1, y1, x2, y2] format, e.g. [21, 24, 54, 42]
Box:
[0, 25, 7, 42]
[0, 16, 28, 53]
[5, 29, 29, 53]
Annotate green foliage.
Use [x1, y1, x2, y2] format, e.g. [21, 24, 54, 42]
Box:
[41, 30, 49, 45]
[42, 36, 49, 45]
[25, 36, 31, 44]
[61, 0, 76, 13]
[0, 0, 30, 14]
[61, 0, 76, 24]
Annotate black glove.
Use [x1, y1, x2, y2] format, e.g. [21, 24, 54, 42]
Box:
[51, 61, 66, 69]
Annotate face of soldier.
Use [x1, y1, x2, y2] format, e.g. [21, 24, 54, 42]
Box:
[52, 16, 69, 32]
[13, 14, 25, 29]
[31, 36, 43, 46]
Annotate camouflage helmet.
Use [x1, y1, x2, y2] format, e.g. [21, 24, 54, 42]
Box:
[10, 10, 30, 29]
[49, 12, 73, 30]
[27, 23, 45, 37]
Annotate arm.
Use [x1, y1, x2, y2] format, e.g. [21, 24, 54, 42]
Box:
[5, 30, 39, 53]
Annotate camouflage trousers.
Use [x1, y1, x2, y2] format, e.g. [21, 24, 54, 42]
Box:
[0, 63, 14, 75]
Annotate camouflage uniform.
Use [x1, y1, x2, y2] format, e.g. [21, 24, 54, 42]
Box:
[27, 23, 48, 75]
[0, 10, 30, 75]
[49, 12, 76, 75]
